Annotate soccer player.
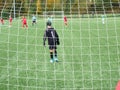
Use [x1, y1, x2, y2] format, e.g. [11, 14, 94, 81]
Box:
[9, 15, 13, 27]
[0, 17, 4, 25]
[32, 14, 36, 26]
[64, 15, 67, 26]
[22, 16, 28, 29]
[116, 80, 120, 90]
[91, 11, 94, 18]
[101, 14, 105, 24]
[43, 22, 60, 63]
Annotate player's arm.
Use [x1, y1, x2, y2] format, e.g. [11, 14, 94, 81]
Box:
[55, 30, 60, 45]
[43, 30, 47, 46]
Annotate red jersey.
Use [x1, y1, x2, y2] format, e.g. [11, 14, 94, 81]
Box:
[64, 16, 67, 22]
[116, 80, 120, 90]
[22, 18, 27, 24]
[9, 17, 12, 22]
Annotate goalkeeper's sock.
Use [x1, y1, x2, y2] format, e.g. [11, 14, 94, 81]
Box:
[50, 52, 53, 60]
[54, 50, 57, 57]
[54, 50, 58, 62]
[50, 52, 54, 63]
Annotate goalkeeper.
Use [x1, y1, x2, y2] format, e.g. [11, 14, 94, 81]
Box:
[43, 22, 60, 63]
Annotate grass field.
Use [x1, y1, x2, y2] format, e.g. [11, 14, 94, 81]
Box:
[0, 17, 120, 90]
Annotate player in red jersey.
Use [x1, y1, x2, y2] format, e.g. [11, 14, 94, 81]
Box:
[22, 16, 28, 29]
[64, 16, 67, 26]
[9, 15, 13, 27]
[0, 17, 4, 25]
[116, 80, 120, 90]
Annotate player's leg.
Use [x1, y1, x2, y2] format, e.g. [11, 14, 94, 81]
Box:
[32, 21, 34, 26]
[32, 20, 36, 26]
[22, 23, 24, 28]
[2, 21, 4, 25]
[50, 50, 54, 63]
[54, 49, 58, 62]
[66, 22, 67, 25]
[33, 21, 36, 25]
[26, 24, 28, 28]
[66, 21, 67, 25]
[25, 23, 28, 29]
[64, 21, 67, 26]
[49, 45, 54, 63]
[64, 21, 66, 25]
[9, 21, 12, 26]
[54, 49, 57, 57]
[54, 45, 58, 62]
[102, 18, 105, 24]
[10, 20, 12, 25]
[35, 20, 36, 24]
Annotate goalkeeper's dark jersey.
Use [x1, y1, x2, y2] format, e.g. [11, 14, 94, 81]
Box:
[43, 27, 59, 45]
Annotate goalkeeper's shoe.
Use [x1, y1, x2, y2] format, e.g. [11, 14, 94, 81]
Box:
[50, 59, 54, 63]
[54, 57, 58, 62]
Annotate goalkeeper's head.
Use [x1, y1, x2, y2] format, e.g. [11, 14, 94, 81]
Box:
[47, 21, 52, 27]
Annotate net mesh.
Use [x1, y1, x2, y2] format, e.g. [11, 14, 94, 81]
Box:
[0, 0, 120, 90]
[43, 11, 64, 20]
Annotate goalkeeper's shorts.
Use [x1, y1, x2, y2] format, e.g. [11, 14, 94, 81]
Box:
[49, 45, 57, 50]
[32, 20, 36, 23]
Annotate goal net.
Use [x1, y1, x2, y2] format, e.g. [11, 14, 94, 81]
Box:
[43, 11, 64, 21]
[0, 0, 120, 90]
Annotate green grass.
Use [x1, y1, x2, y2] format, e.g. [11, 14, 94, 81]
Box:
[0, 17, 120, 90]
